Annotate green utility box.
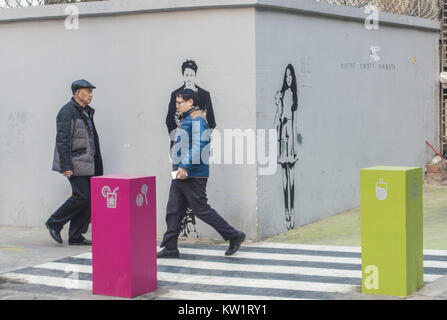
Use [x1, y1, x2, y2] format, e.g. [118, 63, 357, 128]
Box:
[360, 166, 423, 296]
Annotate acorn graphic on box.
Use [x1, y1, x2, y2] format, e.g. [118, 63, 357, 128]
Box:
[375, 178, 387, 201]
[136, 184, 149, 207]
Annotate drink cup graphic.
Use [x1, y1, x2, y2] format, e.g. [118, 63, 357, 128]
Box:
[102, 186, 119, 208]
[107, 193, 116, 208]
[376, 178, 387, 200]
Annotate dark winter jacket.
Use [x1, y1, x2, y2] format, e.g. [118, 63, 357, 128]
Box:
[52, 98, 103, 176]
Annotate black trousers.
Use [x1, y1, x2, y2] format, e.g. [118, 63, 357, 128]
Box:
[46, 176, 92, 241]
[160, 178, 239, 250]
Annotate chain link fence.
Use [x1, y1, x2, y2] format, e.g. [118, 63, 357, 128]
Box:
[0, 0, 443, 20]
[317, 0, 442, 20]
[0, 0, 42, 7]
[0, 0, 102, 8]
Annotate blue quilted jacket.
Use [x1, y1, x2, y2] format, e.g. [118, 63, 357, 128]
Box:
[172, 106, 211, 178]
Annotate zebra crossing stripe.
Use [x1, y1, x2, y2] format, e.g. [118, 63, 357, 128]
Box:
[67, 244, 447, 276]
[28, 259, 445, 284]
[1, 272, 92, 291]
[158, 259, 363, 279]
[74, 244, 447, 260]
[172, 248, 361, 264]
[1, 270, 352, 295]
[1, 243, 446, 300]
[157, 259, 443, 282]
[33, 262, 92, 274]
[74, 249, 360, 264]
[26, 262, 355, 293]
[73, 253, 92, 259]
[149, 289, 306, 300]
[0, 268, 317, 300]
[245, 243, 363, 252]
[215, 243, 447, 259]
[157, 271, 353, 293]
[422, 249, 447, 256]
[0, 268, 315, 300]
[0, 271, 298, 300]
[34, 260, 360, 280]
[180, 247, 447, 269]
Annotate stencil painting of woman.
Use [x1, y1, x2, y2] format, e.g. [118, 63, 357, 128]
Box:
[274, 64, 299, 230]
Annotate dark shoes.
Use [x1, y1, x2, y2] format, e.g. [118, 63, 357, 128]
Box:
[45, 221, 63, 244]
[157, 247, 180, 258]
[46, 221, 91, 245]
[225, 231, 246, 256]
[68, 237, 92, 246]
[157, 232, 245, 258]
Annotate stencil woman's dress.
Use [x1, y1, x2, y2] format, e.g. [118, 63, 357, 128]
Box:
[274, 64, 299, 230]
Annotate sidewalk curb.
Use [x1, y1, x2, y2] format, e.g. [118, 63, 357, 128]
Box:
[407, 275, 447, 300]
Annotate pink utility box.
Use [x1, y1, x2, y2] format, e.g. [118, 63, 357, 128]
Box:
[91, 175, 157, 298]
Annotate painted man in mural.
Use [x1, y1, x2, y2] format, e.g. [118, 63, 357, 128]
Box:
[166, 60, 216, 238]
[274, 64, 299, 230]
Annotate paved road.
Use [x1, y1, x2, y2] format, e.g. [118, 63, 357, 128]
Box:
[1, 242, 447, 300]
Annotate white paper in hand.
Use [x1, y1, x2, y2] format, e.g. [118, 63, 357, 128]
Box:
[171, 170, 187, 179]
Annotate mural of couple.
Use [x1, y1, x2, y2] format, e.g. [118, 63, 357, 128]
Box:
[166, 61, 301, 236]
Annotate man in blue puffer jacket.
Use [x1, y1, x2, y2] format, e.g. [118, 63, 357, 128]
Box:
[158, 89, 246, 258]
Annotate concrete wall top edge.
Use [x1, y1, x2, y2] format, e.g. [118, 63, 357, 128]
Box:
[0, 0, 441, 31]
[257, 0, 441, 31]
[0, 0, 255, 22]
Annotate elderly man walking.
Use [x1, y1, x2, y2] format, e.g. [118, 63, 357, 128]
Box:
[46, 79, 103, 245]
[158, 88, 245, 258]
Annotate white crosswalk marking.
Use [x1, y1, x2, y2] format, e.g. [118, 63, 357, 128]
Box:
[246, 243, 363, 252]
[158, 259, 364, 279]
[157, 271, 353, 293]
[1, 243, 446, 300]
[1, 272, 92, 291]
[33, 262, 92, 274]
[73, 247, 447, 269]
[164, 247, 362, 264]
[151, 289, 306, 300]
[31, 258, 444, 283]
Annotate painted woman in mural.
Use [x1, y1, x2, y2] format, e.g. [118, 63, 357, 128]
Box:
[274, 64, 299, 230]
[166, 59, 216, 238]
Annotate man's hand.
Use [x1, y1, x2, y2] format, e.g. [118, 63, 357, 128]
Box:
[176, 167, 188, 179]
[63, 170, 73, 178]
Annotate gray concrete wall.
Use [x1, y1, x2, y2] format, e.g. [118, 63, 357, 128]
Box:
[0, 1, 257, 239]
[0, 0, 441, 241]
[255, 3, 440, 238]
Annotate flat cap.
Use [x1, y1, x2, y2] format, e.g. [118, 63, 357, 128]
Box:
[71, 79, 96, 94]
